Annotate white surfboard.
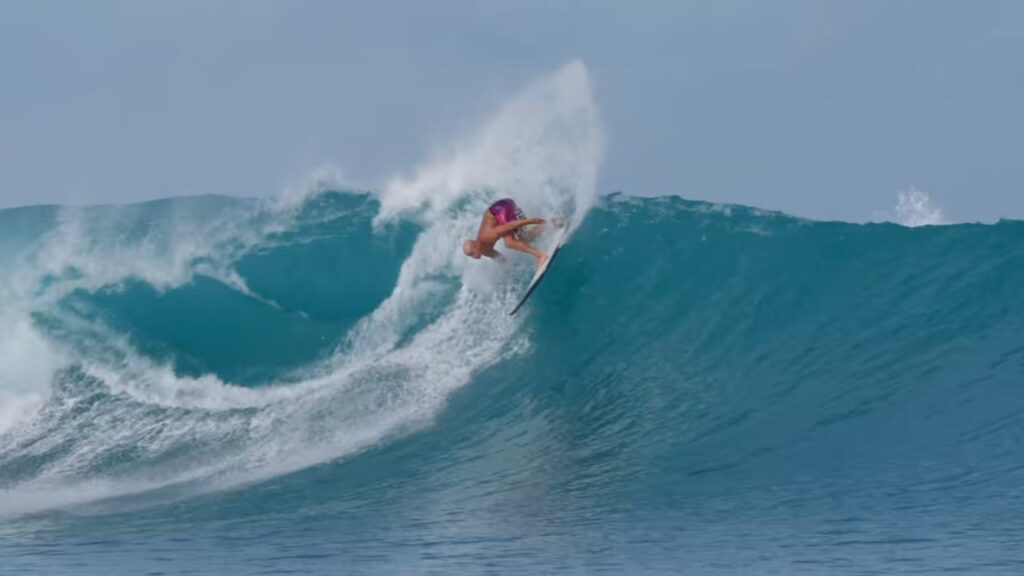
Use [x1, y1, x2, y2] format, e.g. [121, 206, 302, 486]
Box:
[509, 223, 570, 316]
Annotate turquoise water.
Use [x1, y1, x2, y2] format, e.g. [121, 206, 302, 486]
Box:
[1, 191, 1022, 574]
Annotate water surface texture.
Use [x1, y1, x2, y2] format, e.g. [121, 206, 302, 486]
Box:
[1, 189, 1022, 574]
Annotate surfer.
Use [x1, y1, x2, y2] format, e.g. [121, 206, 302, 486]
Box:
[463, 198, 547, 271]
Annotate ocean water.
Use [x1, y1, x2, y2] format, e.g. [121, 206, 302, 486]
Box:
[0, 187, 1022, 575]
[2, 60, 1023, 574]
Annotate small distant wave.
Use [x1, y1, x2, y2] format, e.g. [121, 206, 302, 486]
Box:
[874, 187, 948, 226]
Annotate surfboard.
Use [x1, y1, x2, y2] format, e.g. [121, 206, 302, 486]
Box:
[509, 223, 570, 316]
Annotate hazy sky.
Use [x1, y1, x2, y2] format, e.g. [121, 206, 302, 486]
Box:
[2, 1, 1022, 222]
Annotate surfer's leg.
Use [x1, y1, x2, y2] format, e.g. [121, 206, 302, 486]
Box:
[504, 236, 548, 271]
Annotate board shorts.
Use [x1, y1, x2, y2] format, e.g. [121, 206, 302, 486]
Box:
[489, 198, 527, 240]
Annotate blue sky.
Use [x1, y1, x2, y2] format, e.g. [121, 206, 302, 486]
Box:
[2, 1, 1022, 222]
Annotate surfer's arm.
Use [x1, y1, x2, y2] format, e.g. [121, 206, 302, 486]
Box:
[493, 218, 543, 238]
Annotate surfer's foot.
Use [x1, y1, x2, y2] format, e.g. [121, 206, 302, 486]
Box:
[535, 253, 548, 272]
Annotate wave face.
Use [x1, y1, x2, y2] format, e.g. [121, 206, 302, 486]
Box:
[1, 187, 1022, 575]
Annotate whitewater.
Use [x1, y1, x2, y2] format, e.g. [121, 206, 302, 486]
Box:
[2, 62, 1023, 575]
